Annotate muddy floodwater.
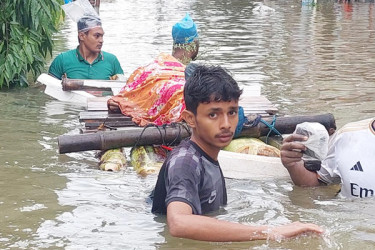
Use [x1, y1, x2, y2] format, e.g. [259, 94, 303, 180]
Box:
[1, 0, 375, 249]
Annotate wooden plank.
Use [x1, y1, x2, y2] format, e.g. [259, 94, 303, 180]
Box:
[79, 111, 135, 128]
[87, 96, 111, 111]
[80, 108, 274, 130]
[79, 111, 127, 120]
[63, 79, 126, 90]
[86, 95, 278, 114]
[240, 95, 278, 115]
[84, 120, 136, 128]
[82, 85, 279, 129]
[86, 86, 275, 112]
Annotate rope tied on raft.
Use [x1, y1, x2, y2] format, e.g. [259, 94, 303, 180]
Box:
[260, 115, 282, 143]
[133, 122, 191, 151]
[96, 117, 117, 131]
[235, 107, 282, 143]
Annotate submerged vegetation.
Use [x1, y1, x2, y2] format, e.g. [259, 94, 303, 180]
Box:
[0, 0, 64, 88]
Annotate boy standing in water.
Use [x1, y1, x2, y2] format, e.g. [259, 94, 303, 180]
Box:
[152, 65, 323, 242]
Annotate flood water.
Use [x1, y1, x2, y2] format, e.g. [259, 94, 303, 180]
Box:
[1, 0, 375, 249]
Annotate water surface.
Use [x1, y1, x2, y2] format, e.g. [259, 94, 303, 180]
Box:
[1, 0, 375, 249]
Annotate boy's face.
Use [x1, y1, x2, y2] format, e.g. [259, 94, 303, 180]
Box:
[185, 99, 239, 159]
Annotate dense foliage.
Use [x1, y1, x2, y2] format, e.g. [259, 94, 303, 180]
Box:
[0, 0, 64, 88]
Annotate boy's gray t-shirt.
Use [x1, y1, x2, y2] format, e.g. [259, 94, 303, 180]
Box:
[152, 140, 227, 215]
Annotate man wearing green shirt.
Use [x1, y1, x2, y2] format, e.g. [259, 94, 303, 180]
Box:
[49, 15, 124, 80]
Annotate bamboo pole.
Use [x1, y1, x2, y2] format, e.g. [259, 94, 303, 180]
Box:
[62, 77, 126, 91]
[59, 125, 191, 154]
[58, 113, 336, 154]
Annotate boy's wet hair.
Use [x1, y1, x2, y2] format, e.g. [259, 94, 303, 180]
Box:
[184, 65, 242, 115]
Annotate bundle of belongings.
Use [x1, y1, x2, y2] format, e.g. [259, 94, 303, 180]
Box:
[107, 53, 187, 126]
[107, 13, 198, 126]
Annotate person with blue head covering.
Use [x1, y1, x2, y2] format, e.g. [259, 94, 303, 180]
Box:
[172, 13, 199, 65]
[172, 13, 198, 44]
[108, 13, 200, 124]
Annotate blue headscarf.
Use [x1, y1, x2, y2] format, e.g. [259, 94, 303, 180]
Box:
[172, 13, 198, 44]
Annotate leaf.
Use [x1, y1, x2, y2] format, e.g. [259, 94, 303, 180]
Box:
[0, 52, 5, 66]
[0, 75, 4, 88]
[25, 44, 33, 63]
[3, 65, 10, 82]
[7, 54, 14, 66]
[30, 0, 41, 30]
[20, 74, 29, 87]
[0, 0, 62, 88]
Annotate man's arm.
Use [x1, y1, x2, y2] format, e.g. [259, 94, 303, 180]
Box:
[112, 56, 124, 75]
[167, 201, 323, 242]
[48, 54, 64, 80]
[280, 134, 321, 187]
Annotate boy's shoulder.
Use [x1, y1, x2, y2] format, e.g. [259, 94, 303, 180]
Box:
[167, 139, 219, 168]
[169, 140, 198, 160]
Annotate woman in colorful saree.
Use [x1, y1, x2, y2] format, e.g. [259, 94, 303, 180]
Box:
[107, 13, 199, 126]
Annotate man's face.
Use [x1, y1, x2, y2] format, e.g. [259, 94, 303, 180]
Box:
[189, 99, 239, 158]
[80, 27, 104, 53]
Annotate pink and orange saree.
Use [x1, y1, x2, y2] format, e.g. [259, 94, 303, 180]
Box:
[108, 53, 186, 126]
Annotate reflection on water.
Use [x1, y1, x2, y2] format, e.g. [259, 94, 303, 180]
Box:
[33, 172, 163, 249]
[1, 0, 375, 249]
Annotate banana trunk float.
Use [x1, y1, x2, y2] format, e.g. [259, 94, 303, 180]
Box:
[223, 138, 280, 157]
[98, 148, 127, 171]
[130, 146, 168, 176]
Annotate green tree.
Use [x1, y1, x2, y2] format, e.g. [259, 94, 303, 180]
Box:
[0, 0, 64, 88]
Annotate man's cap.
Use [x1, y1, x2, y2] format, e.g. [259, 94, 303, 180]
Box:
[77, 15, 102, 33]
[172, 13, 198, 44]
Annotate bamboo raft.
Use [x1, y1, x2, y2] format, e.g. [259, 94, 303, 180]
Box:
[38, 75, 337, 179]
[57, 85, 336, 154]
[79, 87, 277, 130]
